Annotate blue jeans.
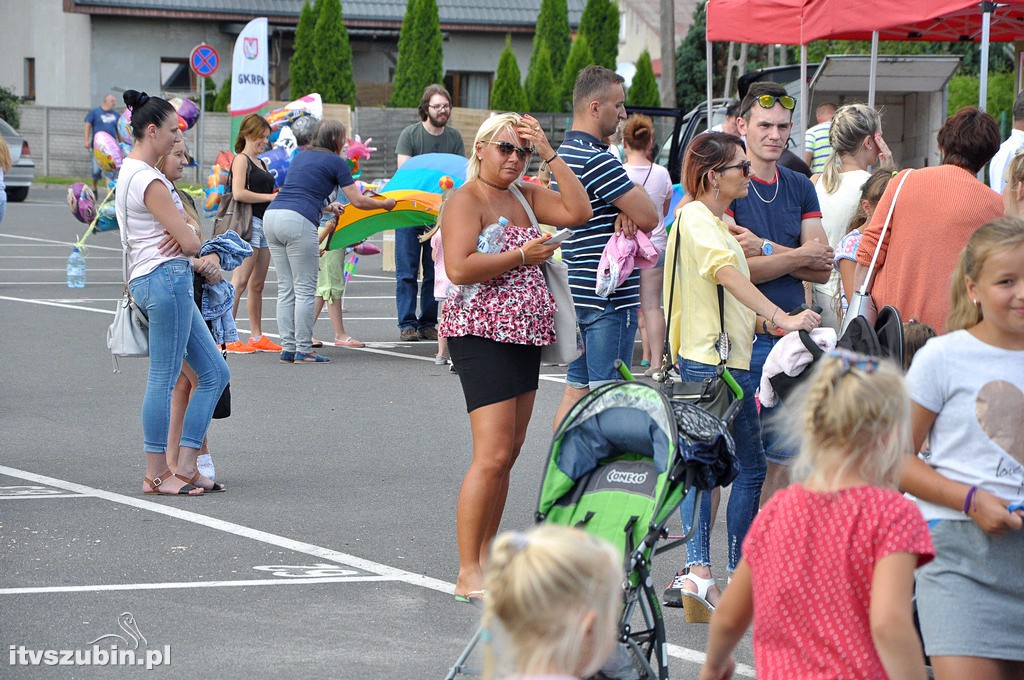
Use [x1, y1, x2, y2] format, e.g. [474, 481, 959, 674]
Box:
[565, 303, 637, 389]
[129, 259, 230, 453]
[395, 225, 437, 331]
[264, 209, 320, 353]
[677, 358, 765, 572]
[749, 333, 796, 464]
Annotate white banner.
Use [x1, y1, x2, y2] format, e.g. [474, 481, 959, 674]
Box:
[230, 17, 269, 116]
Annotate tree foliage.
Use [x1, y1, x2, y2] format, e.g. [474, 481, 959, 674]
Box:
[491, 35, 528, 111]
[289, 0, 318, 98]
[948, 71, 1017, 123]
[0, 84, 21, 128]
[674, 3, 722, 111]
[534, 0, 571, 77]
[578, 0, 619, 70]
[389, 0, 445, 107]
[560, 35, 594, 113]
[213, 72, 231, 112]
[312, 0, 356, 104]
[525, 44, 561, 113]
[627, 49, 660, 107]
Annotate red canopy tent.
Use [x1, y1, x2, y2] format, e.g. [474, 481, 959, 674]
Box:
[704, 0, 1024, 126]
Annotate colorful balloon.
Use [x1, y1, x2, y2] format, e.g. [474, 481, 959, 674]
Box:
[67, 183, 97, 224]
[171, 97, 200, 130]
[117, 109, 133, 144]
[257, 147, 291, 189]
[92, 131, 123, 172]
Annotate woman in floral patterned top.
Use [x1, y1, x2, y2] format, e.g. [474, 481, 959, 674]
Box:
[440, 112, 591, 603]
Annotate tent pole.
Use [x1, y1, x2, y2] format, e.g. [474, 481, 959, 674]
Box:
[979, 1, 994, 111]
[868, 31, 879, 109]
[706, 37, 713, 131]
[800, 44, 808, 141]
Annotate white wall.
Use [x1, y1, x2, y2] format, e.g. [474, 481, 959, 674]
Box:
[0, 0, 92, 107]
[90, 17, 235, 104]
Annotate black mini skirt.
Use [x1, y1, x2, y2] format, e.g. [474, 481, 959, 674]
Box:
[447, 335, 542, 412]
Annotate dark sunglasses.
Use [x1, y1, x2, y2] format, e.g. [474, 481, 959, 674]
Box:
[743, 94, 796, 115]
[715, 160, 752, 177]
[489, 140, 533, 160]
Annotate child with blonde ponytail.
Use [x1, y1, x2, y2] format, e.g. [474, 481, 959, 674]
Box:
[701, 350, 933, 680]
[901, 217, 1024, 680]
[480, 525, 622, 680]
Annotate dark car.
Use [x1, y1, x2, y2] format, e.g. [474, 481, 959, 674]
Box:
[0, 118, 35, 202]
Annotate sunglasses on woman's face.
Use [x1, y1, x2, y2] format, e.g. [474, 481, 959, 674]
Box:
[716, 160, 752, 177]
[489, 140, 533, 161]
[742, 94, 796, 115]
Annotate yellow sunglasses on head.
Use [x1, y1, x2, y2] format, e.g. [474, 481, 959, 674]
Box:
[743, 94, 796, 115]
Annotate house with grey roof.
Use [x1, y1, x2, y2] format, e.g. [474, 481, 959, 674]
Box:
[0, 0, 597, 109]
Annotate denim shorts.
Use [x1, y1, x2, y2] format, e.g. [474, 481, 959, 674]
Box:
[249, 215, 269, 249]
[565, 303, 637, 389]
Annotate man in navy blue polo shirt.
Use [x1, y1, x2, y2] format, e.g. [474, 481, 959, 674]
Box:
[551, 65, 660, 428]
[725, 82, 833, 504]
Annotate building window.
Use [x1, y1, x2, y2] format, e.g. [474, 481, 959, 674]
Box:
[24, 58, 35, 100]
[160, 58, 192, 91]
[446, 72, 491, 110]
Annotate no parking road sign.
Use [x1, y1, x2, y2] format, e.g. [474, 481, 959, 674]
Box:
[190, 43, 219, 77]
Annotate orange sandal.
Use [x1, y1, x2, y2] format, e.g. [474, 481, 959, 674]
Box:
[144, 473, 203, 496]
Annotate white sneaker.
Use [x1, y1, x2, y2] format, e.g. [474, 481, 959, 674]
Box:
[434, 355, 448, 365]
[197, 453, 216, 480]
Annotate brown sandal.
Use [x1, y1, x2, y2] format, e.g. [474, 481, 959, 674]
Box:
[175, 470, 226, 493]
[144, 473, 203, 496]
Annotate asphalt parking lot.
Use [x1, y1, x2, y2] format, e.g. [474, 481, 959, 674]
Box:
[0, 186, 753, 678]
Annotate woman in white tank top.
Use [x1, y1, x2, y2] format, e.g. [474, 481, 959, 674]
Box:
[116, 90, 229, 496]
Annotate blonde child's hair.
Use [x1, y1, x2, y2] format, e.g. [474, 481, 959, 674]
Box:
[155, 140, 201, 229]
[0, 137, 11, 173]
[784, 350, 910, 489]
[481, 525, 623, 679]
[947, 216, 1024, 331]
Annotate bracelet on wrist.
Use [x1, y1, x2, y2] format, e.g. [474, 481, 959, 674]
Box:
[963, 485, 978, 514]
[543, 153, 558, 165]
[518, 247, 526, 265]
[770, 307, 779, 325]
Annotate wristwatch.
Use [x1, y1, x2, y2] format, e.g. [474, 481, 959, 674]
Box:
[761, 239, 775, 256]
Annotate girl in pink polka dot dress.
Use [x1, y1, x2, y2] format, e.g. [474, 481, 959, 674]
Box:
[700, 350, 934, 680]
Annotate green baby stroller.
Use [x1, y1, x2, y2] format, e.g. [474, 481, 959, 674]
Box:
[446, 377, 741, 679]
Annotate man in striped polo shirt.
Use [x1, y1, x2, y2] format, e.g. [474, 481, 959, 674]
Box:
[803, 102, 836, 174]
[552, 65, 661, 428]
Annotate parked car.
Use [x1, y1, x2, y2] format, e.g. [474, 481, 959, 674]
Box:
[0, 118, 35, 202]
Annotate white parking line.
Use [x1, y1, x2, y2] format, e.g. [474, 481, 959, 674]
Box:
[0, 576, 396, 596]
[0, 465, 744, 674]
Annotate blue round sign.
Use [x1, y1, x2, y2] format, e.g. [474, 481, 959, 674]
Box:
[190, 44, 219, 77]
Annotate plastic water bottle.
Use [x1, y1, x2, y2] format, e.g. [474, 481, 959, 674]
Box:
[66, 247, 86, 288]
[456, 217, 508, 304]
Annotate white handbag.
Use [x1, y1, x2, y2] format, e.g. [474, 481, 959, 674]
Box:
[540, 256, 583, 364]
[839, 169, 912, 337]
[506, 184, 583, 364]
[107, 171, 150, 371]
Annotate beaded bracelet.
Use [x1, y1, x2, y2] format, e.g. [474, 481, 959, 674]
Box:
[963, 485, 978, 514]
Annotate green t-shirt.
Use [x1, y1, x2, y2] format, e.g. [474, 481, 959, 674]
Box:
[395, 122, 465, 158]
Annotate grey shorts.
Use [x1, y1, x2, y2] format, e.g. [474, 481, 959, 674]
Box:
[915, 519, 1024, 661]
[249, 215, 269, 249]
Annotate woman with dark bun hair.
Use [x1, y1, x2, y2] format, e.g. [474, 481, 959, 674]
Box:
[116, 90, 230, 496]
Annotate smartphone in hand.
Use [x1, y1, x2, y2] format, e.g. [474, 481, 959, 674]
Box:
[546, 228, 574, 244]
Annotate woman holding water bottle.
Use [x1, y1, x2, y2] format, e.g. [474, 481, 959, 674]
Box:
[438, 112, 591, 603]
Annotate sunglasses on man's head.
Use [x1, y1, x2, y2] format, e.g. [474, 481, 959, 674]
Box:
[489, 140, 534, 160]
[715, 160, 752, 177]
[743, 94, 796, 115]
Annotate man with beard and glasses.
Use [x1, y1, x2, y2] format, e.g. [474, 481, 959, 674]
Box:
[394, 84, 465, 342]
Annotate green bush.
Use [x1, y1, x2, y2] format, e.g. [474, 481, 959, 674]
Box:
[559, 36, 593, 113]
[948, 71, 1017, 123]
[526, 44, 560, 113]
[289, 0, 318, 99]
[213, 72, 231, 112]
[312, 0, 356, 104]
[578, 0, 618, 70]
[0, 84, 20, 128]
[389, 0, 445, 107]
[627, 50, 660, 107]
[491, 35, 528, 111]
[535, 0, 570, 77]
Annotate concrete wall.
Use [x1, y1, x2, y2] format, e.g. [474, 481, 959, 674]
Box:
[0, 0, 92, 107]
